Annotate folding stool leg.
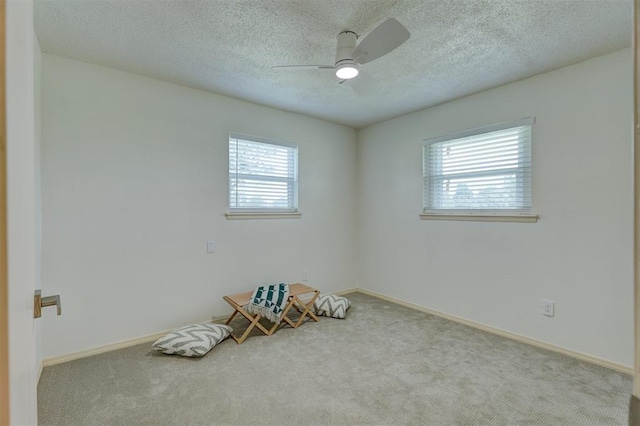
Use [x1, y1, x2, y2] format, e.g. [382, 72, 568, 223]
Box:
[279, 296, 299, 329]
[292, 292, 319, 328]
[282, 291, 319, 329]
[291, 303, 318, 319]
[266, 320, 281, 335]
[225, 309, 239, 326]
[223, 296, 272, 344]
[235, 313, 262, 344]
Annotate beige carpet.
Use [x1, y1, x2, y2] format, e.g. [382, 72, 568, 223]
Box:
[38, 292, 632, 425]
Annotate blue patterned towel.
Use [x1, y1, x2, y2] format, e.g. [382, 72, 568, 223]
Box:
[245, 283, 290, 323]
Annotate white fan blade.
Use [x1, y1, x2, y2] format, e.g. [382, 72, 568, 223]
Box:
[272, 65, 334, 70]
[349, 71, 376, 96]
[352, 18, 410, 65]
[337, 71, 376, 96]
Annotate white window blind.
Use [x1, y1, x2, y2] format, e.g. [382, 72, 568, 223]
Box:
[423, 118, 533, 214]
[229, 133, 298, 212]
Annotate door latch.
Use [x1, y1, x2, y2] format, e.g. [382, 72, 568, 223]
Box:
[34, 289, 62, 318]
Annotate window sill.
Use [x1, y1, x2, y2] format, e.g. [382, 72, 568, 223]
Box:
[225, 211, 302, 220]
[419, 213, 538, 223]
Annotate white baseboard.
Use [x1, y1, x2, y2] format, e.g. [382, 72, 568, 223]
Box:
[43, 331, 171, 367]
[356, 288, 633, 375]
[37, 360, 43, 384]
[333, 287, 358, 296]
[42, 316, 227, 367]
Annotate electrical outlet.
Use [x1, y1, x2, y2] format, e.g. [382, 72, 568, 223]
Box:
[542, 299, 554, 317]
[207, 240, 215, 253]
[303, 270, 309, 281]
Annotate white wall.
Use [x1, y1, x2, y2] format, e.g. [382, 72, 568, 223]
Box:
[41, 48, 633, 368]
[357, 48, 633, 367]
[7, 0, 41, 423]
[41, 55, 357, 358]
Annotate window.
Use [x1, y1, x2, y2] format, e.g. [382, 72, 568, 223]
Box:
[228, 133, 298, 213]
[423, 117, 534, 218]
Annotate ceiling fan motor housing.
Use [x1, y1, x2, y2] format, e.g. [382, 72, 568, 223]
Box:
[335, 30, 358, 67]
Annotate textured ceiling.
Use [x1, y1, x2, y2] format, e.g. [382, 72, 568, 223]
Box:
[34, 0, 632, 129]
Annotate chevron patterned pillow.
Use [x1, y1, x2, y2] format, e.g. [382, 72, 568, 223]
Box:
[313, 294, 351, 319]
[152, 323, 232, 357]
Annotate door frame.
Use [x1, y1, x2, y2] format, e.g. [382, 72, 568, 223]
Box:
[634, 0, 640, 415]
[0, 0, 9, 423]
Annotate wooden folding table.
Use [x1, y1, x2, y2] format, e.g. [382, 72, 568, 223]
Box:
[223, 283, 319, 344]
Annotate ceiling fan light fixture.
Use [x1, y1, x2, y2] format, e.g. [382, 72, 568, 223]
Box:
[336, 63, 359, 80]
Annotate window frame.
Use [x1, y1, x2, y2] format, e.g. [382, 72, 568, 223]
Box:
[421, 117, 538, 223]
[226, 132, 301, 220]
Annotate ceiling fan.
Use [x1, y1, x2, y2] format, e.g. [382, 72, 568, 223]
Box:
[272, 18, 410, 95]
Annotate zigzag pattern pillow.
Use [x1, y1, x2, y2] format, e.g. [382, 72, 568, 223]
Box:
[313, 294, 351, 319]
[152, 323, 232, 357]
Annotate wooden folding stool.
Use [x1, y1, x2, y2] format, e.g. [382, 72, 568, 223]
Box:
[223, 289, 282, 344]
[223, 283, 320, 344]
[280, 283, 320, 329]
